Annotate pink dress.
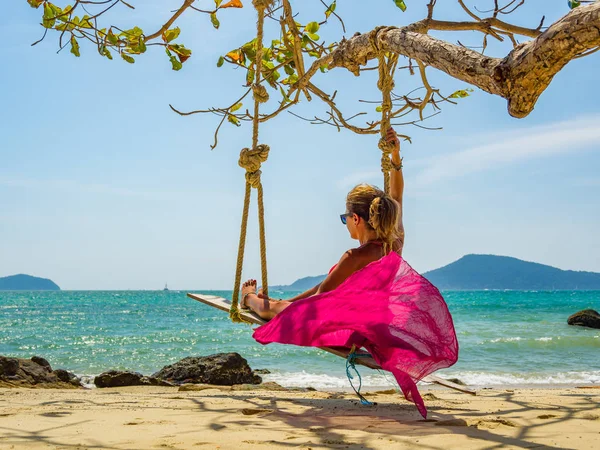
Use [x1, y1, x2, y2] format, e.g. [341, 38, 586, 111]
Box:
[252, 251, 458, 418]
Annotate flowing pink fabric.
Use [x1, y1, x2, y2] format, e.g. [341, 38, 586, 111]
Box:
[253, 252, 458, 418]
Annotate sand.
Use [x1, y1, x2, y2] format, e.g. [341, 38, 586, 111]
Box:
[0, 385, 599, 449]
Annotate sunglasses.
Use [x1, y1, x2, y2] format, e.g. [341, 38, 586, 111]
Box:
[340, 213, 351, 225]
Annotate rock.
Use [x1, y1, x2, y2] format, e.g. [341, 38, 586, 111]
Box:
[567, 309, 600, 329]
[254, 369, 271, 375]
[447, 378, 466, 386]
[53, 369, 81, 387]
[94, 370, 173, 388]
[0, 357, 19, 377]
[153, 353, 262, 386]
[0, 355, 79, 388]
[31, 356, 51, 368]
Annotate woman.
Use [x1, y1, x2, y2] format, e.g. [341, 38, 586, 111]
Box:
[242, 128, 458, 418]
[241, 127, 405, 320]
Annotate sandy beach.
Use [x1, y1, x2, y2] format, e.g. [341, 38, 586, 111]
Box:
[1, 385, 599, 449]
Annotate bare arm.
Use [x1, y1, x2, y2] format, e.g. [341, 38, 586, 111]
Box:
[387, 128, 405, 255]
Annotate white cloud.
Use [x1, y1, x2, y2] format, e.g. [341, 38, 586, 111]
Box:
[411, 115, 600, 188]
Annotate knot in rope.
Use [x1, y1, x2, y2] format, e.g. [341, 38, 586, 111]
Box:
[252, 84, 269, 104]
[379, 137, 394, 174]
[252, 0, 274, 10]
[239, 144, 270, 188]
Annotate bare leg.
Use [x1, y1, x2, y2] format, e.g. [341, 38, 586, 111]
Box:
[241, 279, 292, 321]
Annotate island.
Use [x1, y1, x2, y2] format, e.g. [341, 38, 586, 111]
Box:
[272, 254, 600, 291]
[0, 274, 61, 291]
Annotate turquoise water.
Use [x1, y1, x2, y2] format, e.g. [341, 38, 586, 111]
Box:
[1, 290, 599, 388]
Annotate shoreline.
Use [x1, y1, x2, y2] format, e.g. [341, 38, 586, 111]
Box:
[1, 385, 598, 449]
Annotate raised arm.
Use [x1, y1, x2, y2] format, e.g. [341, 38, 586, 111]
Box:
[387, 127, 405, 255]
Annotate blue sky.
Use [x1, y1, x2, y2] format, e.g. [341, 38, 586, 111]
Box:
[1, 1, 599, 290]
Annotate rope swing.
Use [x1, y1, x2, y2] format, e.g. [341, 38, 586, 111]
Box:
[229, 0, 273, 323]
[228, 11, 399, 323]
[370, 30, 399, 195]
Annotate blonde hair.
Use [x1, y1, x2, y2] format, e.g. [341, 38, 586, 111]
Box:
[346, 184, 400, 254]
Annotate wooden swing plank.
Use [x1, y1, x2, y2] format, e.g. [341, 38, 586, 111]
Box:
[187, 293, 476, 396]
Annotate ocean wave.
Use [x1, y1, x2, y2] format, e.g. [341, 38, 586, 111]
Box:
[263, 370, 600, 389]
[482, 335, 599, 347]
[444, 371, 600, 386]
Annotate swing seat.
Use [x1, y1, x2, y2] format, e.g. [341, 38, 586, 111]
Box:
[187, 292, 476, 396]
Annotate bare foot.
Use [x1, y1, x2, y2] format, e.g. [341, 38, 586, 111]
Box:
[241, 279, 257, 309]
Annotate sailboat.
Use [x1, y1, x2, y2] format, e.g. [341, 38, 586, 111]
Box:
[163, 283, 169, 291]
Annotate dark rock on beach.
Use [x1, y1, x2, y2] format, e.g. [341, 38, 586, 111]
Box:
[53, 369, 83, 387]
[0, 355, 81, 388]
[94, 370, 173, 388]
[254, 369, 271, 375]
[567, 309, 600, 329]
[153, 353, 262, 386]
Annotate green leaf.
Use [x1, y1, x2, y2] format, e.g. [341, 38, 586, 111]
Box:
[80, 15, 93, 29]
[215, 0, 223, 6]
[568, 0, 581, 9]
[280, 86, 291, 103]
[306, 33, 320, 41]
[230, 103, 243, 112]
[246, 69, 255, 86]
[227, 114, 241, 126]
[284, 64, 295, 76]
[107, 29, 118, 45]
[42, 3, 56, 29]
[168, 44, 192, 63]
[376, 105, 383, 112]
[166, 49, 183, 71]
[325, 1, 336, 19]
[449, 89, 473, 98]
[210, 13, 220, 29]
[27, 0, 44, 8]
[99, 45, 113, 60]
[122, 27, 144, 38]
[121, 53, 135, 64]
[163, 27, 181, 43]
[217, 56, 225, 67]
[394, 0, 407, 12]
[306, 22, 320, 34]
[70, 36, 80, 57]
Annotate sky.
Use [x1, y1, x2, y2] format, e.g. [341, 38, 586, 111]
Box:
[1, 1, 599, 290]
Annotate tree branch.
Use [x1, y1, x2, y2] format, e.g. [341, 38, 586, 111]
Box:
[327, 3, 600, 118]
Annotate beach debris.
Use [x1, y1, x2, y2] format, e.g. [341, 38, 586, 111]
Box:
[537, 414, 558, 419]
[152, 353, 262, 386]
[94, 371, 173, 388]
[0, 355, 81, 389]
[434, 418, 470, 427]
[241, 408, 273, 416]
[178, 384, 231, 392]
[372, 389, 397, 395]
[423, 393, 442, 401]
[447, 377, 466, 386]
[567, 309, 600, 329]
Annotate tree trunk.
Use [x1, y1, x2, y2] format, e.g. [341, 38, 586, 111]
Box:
[328, 3, 600, 118]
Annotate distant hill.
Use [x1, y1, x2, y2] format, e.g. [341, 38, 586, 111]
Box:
[274, 254, 600, 291]
[0, 274, 61, 291]
[423, 254, 600, 290]
[271, 275, 327, 292]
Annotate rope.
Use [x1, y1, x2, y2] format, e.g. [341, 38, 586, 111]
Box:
[370, 29, 398, 195]
[229, 1, 271, 323]
[346, 346, 375, 406]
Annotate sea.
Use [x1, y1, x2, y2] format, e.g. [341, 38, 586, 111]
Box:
[1, 290, 599, 390]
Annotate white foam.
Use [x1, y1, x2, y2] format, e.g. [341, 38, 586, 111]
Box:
[263, 371, 395, 390]
[441, 371, 600, 386]
[263, 370, 600, 389]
